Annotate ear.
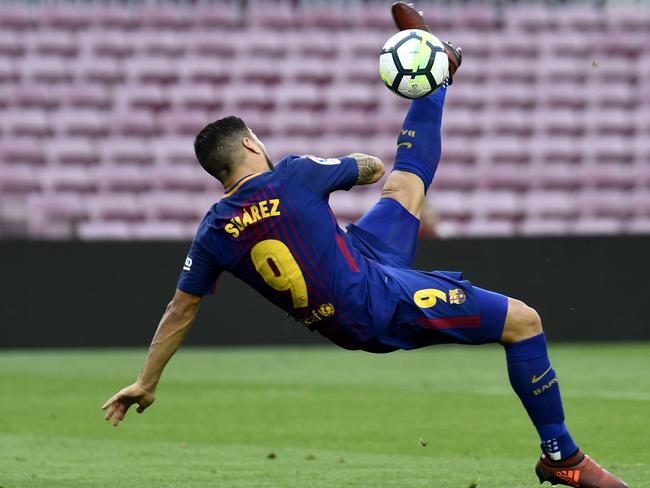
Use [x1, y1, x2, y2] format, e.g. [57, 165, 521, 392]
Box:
[242, 137, 262, 155]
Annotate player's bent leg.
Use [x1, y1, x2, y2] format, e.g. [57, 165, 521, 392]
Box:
[499, 298, 542, 344]
[482, 295, 627, 486]
[381, 170, 425, 219]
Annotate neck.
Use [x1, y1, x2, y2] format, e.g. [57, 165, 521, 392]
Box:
[223, 159, 269, 189]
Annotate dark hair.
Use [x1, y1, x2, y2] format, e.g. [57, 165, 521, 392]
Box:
[194, 116, 249, 182]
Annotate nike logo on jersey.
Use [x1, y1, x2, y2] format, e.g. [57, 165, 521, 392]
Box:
[225, 199, 281, 239]
[531, 365, 553, 384]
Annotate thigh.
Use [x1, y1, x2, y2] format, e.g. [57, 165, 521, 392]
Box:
[377, 269, 509, 349]
[346, 197, 421, 268]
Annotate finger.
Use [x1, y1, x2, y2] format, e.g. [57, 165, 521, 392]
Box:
[104, 405, 115, 421]
[101, 395, 117, 410]
[136, 405, 145, 413]
[112, 404, 125, 427]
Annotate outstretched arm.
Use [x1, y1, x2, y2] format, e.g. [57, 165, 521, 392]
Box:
[347, 153, 385, 185]
[102, 288, 202, 426]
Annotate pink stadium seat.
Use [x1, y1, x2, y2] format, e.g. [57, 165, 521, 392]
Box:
[81, 58, 127, 85]
[581, 163, 638, 189]
[60, 84, 112, 110]
[89, 31, 136, 59]
[151, 137, 195, 166]
[571, 217, 623, 235]
[490, 110, 534, 138]
[53, 109, 109, 138]
[507, 5, 558, 32]
[0, 31, 25, 57]
[551, 33, 593, 58]
[124, 84, 170, 111]
[629, 191, 650, 216]
[44, 4, 92, 31]
[168, 84, 221, 112]
[577, 190, 632, 218]
[110, 111, 161, 138]
[41, 166, 96, 192]
[539, 80, 588, 110]
[429, 191, 473, 219]
[3, 110, 52, 137]
[301, 7, 353, 30]
[92, 5, 141, 30]
[161, 110, 210, 137]
[274, 84, 325, 112]
[587, 83, 637, 110]
[328, 84, 378, 111]
[21, 57, 73, 84]
[523, 191, 578, 218]
[133, 31, 186, 59]
[0, 166, 41, 193]
[294, 30, 339, 59]
[0, 6, 39, 30]
[102, 139, 153, 166]
[86, 194, 145, 221]
[476, 164, 531, 191]
[585, 136, 635, 164]
[94, 166, 152, 193]
[125, 58, 178, 85]
[463, 218, 517, 237]
[271, 111, 325, 137]
[433, 164, 478, 190]
[528, 164, 583, 190]
[626, 218, 650, 234]
[535, 109, 584, 137]
[152, 166, 208, 192]
[77, 221, 132, 240]
[356, 3, 393, 29]
[250, 2, 301, 30]
[191, 3, 241, 29]
[561, 6, 607, 32]
[519, 218, 571, 236]
[189, 31, 239, 59]
[0, 139, 46, 165]
[179, 58, 232, 85]
[0, 58, 19, 83]
[292, 58, 336, 86]
[142, 192, 202, 221]
[140, 4, 191, 30]
[130, 221, 189, 240]
[11, 83, 61, 110]
[47, 139, 99, 166]
[477, 137, 529, 165]
[530, 138, 583, 165]
[27, 193, 85, 221]
[27, 30, 78, 58]
[470, 190, 522, 219]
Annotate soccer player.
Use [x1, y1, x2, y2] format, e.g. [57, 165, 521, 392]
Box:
[103, 3, 628, 487]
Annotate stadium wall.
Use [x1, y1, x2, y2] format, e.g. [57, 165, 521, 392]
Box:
[1, 237, 648, 348]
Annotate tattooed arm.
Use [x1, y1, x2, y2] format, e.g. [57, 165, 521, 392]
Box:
[347, 153, 385, 185]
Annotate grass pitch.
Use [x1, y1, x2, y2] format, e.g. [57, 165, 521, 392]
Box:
[0, 344, 648, 488]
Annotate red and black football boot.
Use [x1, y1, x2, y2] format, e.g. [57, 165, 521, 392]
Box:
[390, 2, 462, 84]
[536, 450, 628, 488]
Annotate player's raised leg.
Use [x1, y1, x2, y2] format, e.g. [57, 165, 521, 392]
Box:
[501, 299, 628, 487]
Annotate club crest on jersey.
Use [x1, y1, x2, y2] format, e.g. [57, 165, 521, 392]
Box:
[449, 288, 466, 305]
[225, 198, 281, 238]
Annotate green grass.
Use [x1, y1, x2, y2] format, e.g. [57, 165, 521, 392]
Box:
[1, 344, 649, 487]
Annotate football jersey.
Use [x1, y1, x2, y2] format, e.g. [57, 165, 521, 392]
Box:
[177, 155, 400, 350]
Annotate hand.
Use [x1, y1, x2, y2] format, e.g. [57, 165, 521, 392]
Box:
[102, 382, 155, 427]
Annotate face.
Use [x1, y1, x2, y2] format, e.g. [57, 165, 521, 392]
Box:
[248, 130, 274, 171]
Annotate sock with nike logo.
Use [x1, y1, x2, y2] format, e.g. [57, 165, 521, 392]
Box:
[504, 332, 578, 461]
[393, 84, 447, 193]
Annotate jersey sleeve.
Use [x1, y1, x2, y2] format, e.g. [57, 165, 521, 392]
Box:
[281, 155, 359, 196]
[176, 240, 222, 297]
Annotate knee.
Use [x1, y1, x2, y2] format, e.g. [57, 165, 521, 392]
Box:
[381, 171, 424, 217]
[500, 298, 543, 344]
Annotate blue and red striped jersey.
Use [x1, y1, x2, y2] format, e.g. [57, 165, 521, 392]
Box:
[177, 155, 398, 349]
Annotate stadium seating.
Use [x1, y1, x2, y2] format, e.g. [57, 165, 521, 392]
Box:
[1, 1, 649, 239]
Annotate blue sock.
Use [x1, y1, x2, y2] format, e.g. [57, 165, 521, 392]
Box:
[504, 333, 579, 461]
[393, 84, 446, 193]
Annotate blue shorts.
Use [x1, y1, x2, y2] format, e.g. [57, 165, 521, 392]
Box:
[347, 198, 509, 350]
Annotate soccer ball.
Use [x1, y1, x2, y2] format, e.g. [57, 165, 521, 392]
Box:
[379, 29, 449, 99]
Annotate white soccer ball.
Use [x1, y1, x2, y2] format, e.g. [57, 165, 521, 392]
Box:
[379, 29, 449, 99]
